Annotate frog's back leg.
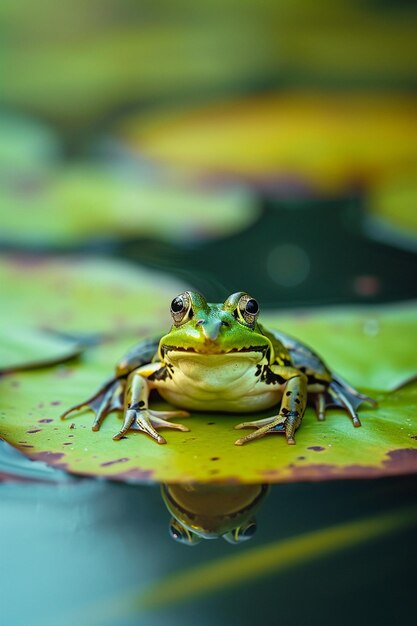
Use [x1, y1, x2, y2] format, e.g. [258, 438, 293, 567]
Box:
[115, 337, 160, 378]
[61, 377, 125, 430]
[260, 325, 376, 426]
[61, 337, 160, 430]
[327, 373, 377, 427]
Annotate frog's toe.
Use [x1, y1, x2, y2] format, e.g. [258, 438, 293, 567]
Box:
[113, 409, 167, 444]
[315, 393, 326, 421]
[147, 410, 190, 432]
[113, 408, 190, 443]
[328, 385, 362, 428]
[61, 379, 124, 432]
[234, 416, 275, 431]
[234, 415, 287, 445]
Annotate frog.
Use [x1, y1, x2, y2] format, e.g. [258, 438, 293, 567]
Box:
[61, 291, 376, 445]
[161, 482, 269, 545]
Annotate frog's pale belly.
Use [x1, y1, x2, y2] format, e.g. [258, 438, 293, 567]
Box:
[155, 351, 284, 412]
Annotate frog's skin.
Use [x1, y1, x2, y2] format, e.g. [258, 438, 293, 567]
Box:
[61, 291, 376, 445]
[161, 483, 269, 545]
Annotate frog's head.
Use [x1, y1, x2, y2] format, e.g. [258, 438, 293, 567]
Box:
[159, 291, 273, 359]
[162, 483, 269, 545]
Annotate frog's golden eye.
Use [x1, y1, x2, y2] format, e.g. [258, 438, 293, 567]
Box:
[170, 292, 191, 325]
[223, 519, 257, 544]
[235, 294, 259, 326]
[169, 519, 201, 545]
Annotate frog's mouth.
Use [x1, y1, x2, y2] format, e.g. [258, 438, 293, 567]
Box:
[162, 345, 268, 357]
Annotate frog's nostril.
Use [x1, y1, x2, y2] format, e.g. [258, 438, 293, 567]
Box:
[197, 319, 204, 325]
[201, 319, 224, 341]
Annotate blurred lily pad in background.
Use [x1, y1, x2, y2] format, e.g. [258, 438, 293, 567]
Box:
[117, 92, 417, 194]
[0, 112, 61, 178]
[1, 0, 416, 126]
[0, 326, 81, 374]
[0, 113, 258, 248]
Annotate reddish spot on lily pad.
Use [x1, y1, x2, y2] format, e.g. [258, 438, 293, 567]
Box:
[100, 457, 130, 467]
[385, 448, 417, 471]
[27, 450, 69, 472]
[30, 451, 65, 463]
[308, 446, 325, 452]
[27, 429, 41, 434]
[111, 468, 154, 481]
[38, 418, 53, 423]
[277, 448, 417, 482]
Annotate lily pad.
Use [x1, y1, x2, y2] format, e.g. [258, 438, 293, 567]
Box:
[0, 326, 81, 374]
[0, 160, 258, 247]
[1, 254, 416, 483]
[0, 111, 60, 178]
[263, 304, 417, 392]
[118, 93, 417, 194]
[0, 254, 188, 336]
[0, 303, 416, 484]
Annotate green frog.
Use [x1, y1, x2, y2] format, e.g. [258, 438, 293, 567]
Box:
[162, 482, 269, 545]
[62, 291, 376, 445]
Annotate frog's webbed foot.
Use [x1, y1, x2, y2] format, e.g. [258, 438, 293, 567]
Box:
[234, 413, 298, 446]
[328, 385, 362, 427]
[235, 372, 306, 446]
[318, 377, 377, 428]
[113, 408, 191, 444]
[60, 378, 124, 431]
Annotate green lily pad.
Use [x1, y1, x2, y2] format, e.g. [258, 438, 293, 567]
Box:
[0, 351, 415, 484]
[0, 253, 188, 375]
[0, 305, 416, 484]
[263, 305, 417, 392]
[1, 254, 416, 483]
[0, 326, 81, 374]
[0, 254, 188, 336]
[0, 112, 59, 178]
[0, 160, 258, 247]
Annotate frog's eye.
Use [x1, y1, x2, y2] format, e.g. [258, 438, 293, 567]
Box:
[170, 292, 192, 325]
[223, 519, 257, 544]
[235, 294, 259, 326]
[169, 518, 201, 545]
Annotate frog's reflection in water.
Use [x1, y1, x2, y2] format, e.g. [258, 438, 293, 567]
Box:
[161, 482, 269, 545]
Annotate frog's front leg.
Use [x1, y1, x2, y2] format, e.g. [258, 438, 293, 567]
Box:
[234, 369, 307, 446]
[113, 363, 190, 444]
